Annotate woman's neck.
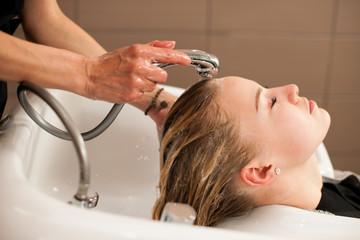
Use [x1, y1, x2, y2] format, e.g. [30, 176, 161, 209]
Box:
[257, 154, 323, 210]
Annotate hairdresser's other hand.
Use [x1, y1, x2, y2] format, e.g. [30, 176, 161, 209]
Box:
[83, 40, 191, 103]
[130, 86, 177, 141]
[154, 104, 174, 142]
[150, 92, 177, 140]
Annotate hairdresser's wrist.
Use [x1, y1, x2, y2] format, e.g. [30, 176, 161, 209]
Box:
[58, 54, 91, 99]
[25, 44, 88, 98]
[148, 88, 176, 126]
[131, 86, 176, 126]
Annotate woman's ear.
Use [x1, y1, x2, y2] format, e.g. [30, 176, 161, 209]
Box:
[240, 162, 276, 186]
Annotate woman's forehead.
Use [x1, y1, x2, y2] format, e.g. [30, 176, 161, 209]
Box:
[220, 76, 260, 115]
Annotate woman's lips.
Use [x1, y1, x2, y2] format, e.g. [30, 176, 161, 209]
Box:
[309, 100, 316, 114]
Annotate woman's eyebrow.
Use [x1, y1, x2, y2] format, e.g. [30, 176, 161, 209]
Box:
[255, 87, 262, 112]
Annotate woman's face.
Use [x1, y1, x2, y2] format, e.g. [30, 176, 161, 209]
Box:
[221, 76, 331, 168]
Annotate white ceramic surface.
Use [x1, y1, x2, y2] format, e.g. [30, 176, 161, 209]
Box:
[0, 85, 359, 240]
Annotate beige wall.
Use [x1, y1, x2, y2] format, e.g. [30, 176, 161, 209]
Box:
[6, 0, 360, 172]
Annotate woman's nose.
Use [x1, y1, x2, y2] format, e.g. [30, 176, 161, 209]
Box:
[284, 84, 299, 104]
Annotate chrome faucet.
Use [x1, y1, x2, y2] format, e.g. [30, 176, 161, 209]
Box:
[160, 202, 197, 225]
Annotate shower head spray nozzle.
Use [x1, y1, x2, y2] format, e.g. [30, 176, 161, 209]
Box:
[153, 49, 220, 79]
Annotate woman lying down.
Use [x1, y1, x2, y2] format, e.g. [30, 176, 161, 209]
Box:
[135, 76, 360, 226]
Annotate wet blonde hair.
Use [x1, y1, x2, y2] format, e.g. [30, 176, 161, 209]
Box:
[152, 79, 257, 226]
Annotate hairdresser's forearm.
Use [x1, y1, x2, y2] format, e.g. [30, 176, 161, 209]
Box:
[0, 31, 87, 94]
[21, 0, 106, 57]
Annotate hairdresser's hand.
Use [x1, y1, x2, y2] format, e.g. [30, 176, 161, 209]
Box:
[83, 40, 191, 103]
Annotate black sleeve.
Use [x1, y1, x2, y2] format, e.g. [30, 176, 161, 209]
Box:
[317, 175, 360, 218]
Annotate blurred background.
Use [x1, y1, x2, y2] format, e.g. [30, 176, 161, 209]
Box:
[6, 0, 360, 172]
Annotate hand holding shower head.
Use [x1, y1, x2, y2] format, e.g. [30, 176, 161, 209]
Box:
[153, 49, 220, 79]
[18, 49, 220, 141]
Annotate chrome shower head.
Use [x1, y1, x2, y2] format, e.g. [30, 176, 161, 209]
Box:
[153, 49, 220, 79]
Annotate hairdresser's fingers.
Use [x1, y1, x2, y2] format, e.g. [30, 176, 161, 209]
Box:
[150, 47, 191, 66]
[125, 44, 191, 66]
[139, 79, 157, 93]
[148, 40, 176, 49]
[127, 63, 160, 92]
[141, 62, 169, 84]
[116, 62, 164, 95]
[117, 58, 168, 85]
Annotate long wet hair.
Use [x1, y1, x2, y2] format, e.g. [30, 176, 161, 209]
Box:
[152, 79, 257, 226]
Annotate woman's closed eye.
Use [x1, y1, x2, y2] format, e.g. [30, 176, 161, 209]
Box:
[271, 97, 277, 108]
